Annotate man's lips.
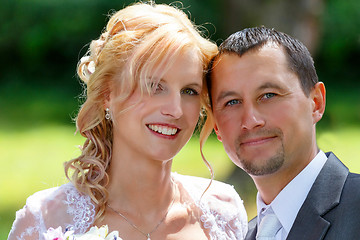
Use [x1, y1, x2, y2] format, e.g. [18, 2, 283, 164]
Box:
[240, 136, 277, 146]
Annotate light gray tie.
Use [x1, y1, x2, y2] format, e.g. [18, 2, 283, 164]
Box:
[256, 213, 282, 240]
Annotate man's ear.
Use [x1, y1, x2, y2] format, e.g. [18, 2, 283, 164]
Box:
[311, 82, 326, 124]
[214, 124, 222, 142]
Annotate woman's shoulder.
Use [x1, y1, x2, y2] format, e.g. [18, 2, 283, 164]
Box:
[26, 183, 70, 206]
[24, 183, 82, 215]
[34, 183, 95, 232]
[173, 172, 241, 203]
[8, 183, 95, 240]
[173, 173, 248, 239]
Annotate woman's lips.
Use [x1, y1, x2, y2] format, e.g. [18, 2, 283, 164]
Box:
[147, 124, 180, 136]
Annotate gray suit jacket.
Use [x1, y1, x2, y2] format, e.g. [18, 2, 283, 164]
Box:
[245, 152, 360, 240]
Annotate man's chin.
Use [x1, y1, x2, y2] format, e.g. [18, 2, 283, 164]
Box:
[237, 154, 284, 176]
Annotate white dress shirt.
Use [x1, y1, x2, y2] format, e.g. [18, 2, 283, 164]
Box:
[256, 150, 328, 240]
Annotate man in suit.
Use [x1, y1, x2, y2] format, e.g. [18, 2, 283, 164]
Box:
[206, 26, 360, 239]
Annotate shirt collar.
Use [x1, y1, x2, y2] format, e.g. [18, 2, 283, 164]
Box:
[257, 150, 327, 234]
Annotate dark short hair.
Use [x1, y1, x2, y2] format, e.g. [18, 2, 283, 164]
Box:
[207, 26, 318, 103]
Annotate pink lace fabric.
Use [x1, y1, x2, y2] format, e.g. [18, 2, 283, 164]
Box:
[8, 173, 247, 240]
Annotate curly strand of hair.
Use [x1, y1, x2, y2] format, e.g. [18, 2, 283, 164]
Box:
[199, 108, 215, 200]
[64, 119, 112, 221]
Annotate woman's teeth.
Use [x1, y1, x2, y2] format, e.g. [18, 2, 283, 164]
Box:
[148, 124, 178, 136]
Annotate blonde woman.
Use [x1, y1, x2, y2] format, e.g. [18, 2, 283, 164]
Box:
[8, 2, 247, 240]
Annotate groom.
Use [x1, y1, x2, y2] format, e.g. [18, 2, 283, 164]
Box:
[207, 26, 360, 239]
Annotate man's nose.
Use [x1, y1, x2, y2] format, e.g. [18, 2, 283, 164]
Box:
[240, 103, 264, 130]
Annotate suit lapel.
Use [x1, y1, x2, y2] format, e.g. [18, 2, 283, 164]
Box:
[287, 152, 348, 240]
[245, 217, 257, 240]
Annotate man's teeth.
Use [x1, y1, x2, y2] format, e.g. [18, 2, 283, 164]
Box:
[148, 125, 178, 136]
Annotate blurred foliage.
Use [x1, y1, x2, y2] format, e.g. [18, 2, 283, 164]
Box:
[0, 0, 219, 85]
[318, 0, 360, 68]
[0, 0, 358, 89]
[0, 0, 223, 127]
[0, 1, 358, 86]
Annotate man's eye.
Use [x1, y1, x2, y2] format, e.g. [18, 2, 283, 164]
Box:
[262, 93, 276, 99]
[181, 88, 199, 96]
[225, 99, 240, 106]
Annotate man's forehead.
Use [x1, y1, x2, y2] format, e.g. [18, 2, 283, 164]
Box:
[211, 52, 295, 93]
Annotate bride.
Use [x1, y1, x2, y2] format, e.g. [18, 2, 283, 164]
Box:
[8, 2, 247, 239]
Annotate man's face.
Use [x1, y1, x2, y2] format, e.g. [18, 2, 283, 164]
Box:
[211, 46, 321, 177]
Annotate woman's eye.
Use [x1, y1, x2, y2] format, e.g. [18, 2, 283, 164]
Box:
[151, 83, 163, 93]
[225, 99, 240, 106]
[156, 84, 163, 91]
[181, 88, 199, 96]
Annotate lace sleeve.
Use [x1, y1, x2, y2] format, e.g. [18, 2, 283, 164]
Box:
[200, 183, 248, 240]
[173, 173, 248, 240]
[7, 204, 44, 240]
[63, 184, 95, 233]
[7, 184, 96, 240]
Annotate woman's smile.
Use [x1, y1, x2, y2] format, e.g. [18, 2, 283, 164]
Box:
[147, 124, 180, 138]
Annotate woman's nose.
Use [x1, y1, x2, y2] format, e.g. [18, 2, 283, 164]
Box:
[160, 93, 183, 119]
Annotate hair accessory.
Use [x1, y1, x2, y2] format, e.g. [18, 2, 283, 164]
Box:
[105, 108, 111, 120]
[107, 180, 177, 240]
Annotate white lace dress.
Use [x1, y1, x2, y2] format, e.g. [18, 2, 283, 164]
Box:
[8, 173, 248, 240]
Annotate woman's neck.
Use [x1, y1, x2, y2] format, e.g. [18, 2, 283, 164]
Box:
[106, 148, 174, 217]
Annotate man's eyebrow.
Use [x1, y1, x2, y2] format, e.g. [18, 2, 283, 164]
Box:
[215, 90, 238, 103]
[258, 82, 285, 90]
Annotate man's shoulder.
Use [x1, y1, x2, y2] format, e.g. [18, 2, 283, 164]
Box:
[319, 152, 360, 209]
[324, 151, 360, 181]
[342, 171, 360, 199]
[348, 171, 360, 179]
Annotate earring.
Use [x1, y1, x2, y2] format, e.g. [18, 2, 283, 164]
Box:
[105, 108, 111, 120]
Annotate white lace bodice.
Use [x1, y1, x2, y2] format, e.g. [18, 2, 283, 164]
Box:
[8, 173, 247, 240]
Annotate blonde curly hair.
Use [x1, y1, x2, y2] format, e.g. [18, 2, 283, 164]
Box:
[64, 1, 218, 221]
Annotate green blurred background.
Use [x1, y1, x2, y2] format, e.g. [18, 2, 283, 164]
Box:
[1, 0, 359, 238]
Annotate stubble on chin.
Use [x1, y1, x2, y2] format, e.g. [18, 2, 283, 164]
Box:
[234, 129, 285, 176]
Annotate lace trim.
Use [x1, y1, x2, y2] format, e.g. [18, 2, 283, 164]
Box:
[171, 173, 245, 240]
[16, 226, 40, 240]
[198, 201, 244, 240]
[63, 184, 96, 234]
[10, 205, 43, 240]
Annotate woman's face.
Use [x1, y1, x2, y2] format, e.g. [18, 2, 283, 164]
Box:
[109, 49, 203, 162]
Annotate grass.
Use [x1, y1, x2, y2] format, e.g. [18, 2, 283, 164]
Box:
[0, 125, 83, 238]
[1, 124, 360, 238]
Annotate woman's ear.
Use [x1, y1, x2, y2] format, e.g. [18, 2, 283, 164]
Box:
[103, 87, 112, 110]
[311, 82, 326, 124]
[103, 99, 110, 110]
[214, 124, 222, 142]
